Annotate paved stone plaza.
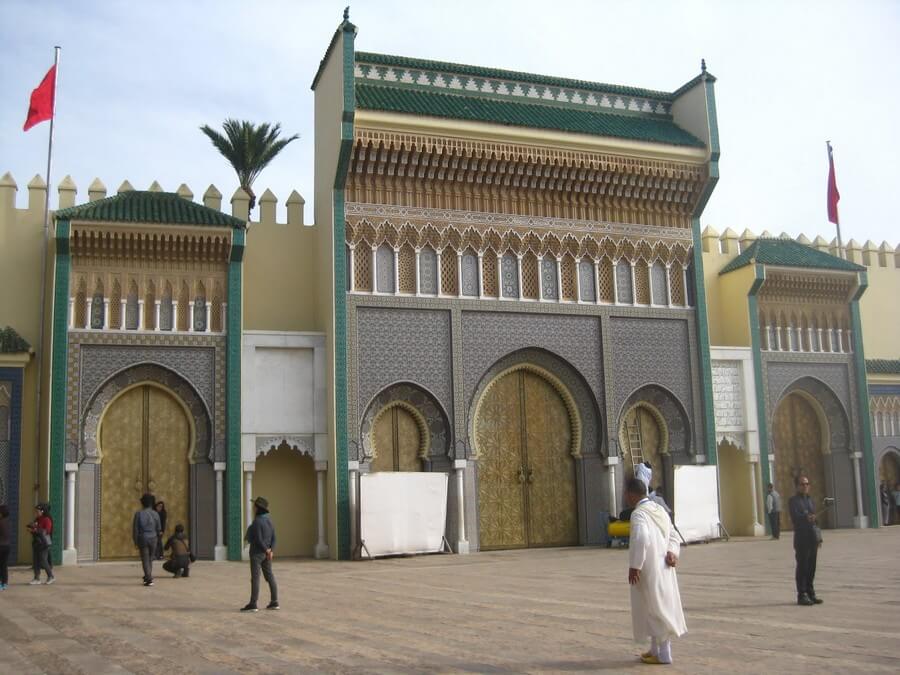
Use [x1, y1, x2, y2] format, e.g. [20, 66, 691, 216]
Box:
[1, 529, 898, 674]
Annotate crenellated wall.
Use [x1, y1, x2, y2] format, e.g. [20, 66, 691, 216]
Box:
[700, 226, 900, 360]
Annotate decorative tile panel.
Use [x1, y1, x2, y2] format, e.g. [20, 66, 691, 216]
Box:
[501, 254, 519, 298]
[461, 252, 479, 297]
[419, 247, 438, 294]
[355, 308, 453, 430]
[712, 360, 744, 430]
[579, 261, 596, 302]
[376, 244, 395, 293]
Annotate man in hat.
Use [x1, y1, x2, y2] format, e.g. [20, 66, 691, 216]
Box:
[241, 496, 279, 612]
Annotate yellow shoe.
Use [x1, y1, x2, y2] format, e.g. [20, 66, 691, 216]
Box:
[640, 654, 664, 665]
[641, 652, 654, 659]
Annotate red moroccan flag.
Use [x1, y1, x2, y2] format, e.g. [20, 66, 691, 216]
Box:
[826, 142, 840, 225]
[23, 64, 57, 131]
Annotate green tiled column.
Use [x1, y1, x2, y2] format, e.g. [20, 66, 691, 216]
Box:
[226, 228, 245, 559]
[850, 277, 878, 526]
[332, 19, 357, 560]
[48, 220, 71, 564]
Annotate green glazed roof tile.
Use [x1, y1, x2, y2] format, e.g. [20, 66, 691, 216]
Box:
[0, 326, 31, 353]
[356, 52, 675, 101]
[866, 359, 900, 374]
[719, 238, 865, 274]
[55, 191, 246, 228]
[355, 84, 705, 147]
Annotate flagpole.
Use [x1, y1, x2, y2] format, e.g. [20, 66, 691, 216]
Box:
[33, 45, 60, 504]
[827, 141, 844, 260]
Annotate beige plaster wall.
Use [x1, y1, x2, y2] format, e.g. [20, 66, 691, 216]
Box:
[313, 27, 348, 558]
[858, 257, 900, 360]
[0, 175, 54, 562]
[243, 217, 318, 332]
[717, 441, 756, 536]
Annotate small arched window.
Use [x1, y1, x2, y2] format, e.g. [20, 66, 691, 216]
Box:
[461, 250, 479, 297]
[125, 280, 139, 330]
[160, 282, 174, 331]
[90, 280, 105, 329]
[419, 247, 438, 295]
[650, 262, 667, 305]
[615, 261, 633, 304]
[194, 281, 208, 332]
[501, 253, 519, 299]
[376, 244, 395, 293]
[578, 260, 596, 302]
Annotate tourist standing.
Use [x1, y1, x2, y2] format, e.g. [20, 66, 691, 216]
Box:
[154, 501, 168, 559]
[132, 493, 162, 586]
[766, 483, 782, 540]
[788, 476, 822, 606]
[162, 524, 193, 578]
[0, 504, 11, 590]
[242, 496, 279, 612]
[26, 504, 54, 585]
[880, 481, 892, 526]
[893, 482, 900, 525]
[625, 478, 686, 665]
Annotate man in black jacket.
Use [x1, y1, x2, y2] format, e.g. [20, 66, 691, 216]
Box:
[788, 476, 822, 606]
[241, 496, 279, 612]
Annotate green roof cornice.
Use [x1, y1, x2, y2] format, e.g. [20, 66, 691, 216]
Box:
[0, 327, 31, 353]
[356, 52, 675, 102]
[867, 359, 900, 375]
[719, 238, 865, 275]
[355, 83, 705, 147]
[54, 191, 246, 229]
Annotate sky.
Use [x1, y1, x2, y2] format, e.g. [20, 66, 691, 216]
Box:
[2, 0, 899, 247]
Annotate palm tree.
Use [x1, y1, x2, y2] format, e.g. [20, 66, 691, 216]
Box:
[199, 119, 299, 212]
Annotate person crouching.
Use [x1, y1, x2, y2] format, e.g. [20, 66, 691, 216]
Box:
[162, 524, 193, 578]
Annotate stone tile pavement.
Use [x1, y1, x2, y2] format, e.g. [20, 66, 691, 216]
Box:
[0, 529, 898, 674]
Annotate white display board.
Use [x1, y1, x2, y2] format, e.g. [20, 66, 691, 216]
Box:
[359, 472, 449, 557]
[673, 465, 721, 543]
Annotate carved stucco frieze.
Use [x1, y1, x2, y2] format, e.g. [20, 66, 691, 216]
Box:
[256, 435, 315, 457]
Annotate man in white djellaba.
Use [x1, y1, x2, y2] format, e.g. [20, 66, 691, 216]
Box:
[625, 477, 687, 665]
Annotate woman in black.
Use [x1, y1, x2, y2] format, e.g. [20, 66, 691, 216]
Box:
[154, 501, 168, 560]
[0, 504, 11, 590]
[162, 524, 192, 578]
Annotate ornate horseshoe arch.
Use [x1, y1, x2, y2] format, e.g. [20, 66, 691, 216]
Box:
[82, 363, 213, 464]
[359, 382, 451, 462]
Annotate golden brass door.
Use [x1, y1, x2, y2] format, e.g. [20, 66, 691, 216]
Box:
[100, 385, 190, 559]
[476, 369, 577, 550]
[370, 405, 421, 472]
[773, 393, 828, 530]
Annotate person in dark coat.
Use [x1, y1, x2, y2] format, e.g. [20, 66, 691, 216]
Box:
[162, 524, 192, 578]
[26, 504, 54, 585]
[154, 501, 168, 559]
[132, 493, 162, 586]
[789, 475, 823, 606]
[241, 496, 279, 612]
[0, 504, 11, 590]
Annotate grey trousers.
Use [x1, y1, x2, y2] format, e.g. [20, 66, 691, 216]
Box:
[249, 551, 278, 606]
[139, 539, 157, 582]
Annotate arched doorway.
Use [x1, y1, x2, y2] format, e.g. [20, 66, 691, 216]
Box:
[620, 403, 667, 495]
[880, 450, 900, 487]
[371, 404, 422, 472]
[474, 367, 578, 550]
[772, 393, 829, 531]
[99, 384, 190, 559]
[254, 443, 317, 557]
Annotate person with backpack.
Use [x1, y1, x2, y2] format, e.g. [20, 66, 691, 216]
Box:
[162, 524, 194, 578]
[26, 503, 54, 585]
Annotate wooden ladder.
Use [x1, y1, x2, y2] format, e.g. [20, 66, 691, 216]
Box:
[626, 416, 644, 473]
